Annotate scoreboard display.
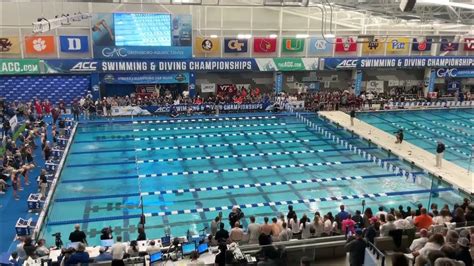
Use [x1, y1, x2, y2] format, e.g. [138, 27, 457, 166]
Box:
[114, 13, 172, 47]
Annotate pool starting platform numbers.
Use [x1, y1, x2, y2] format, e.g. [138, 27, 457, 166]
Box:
[27, 193, 44, 211]
[15, 218, 35, 236]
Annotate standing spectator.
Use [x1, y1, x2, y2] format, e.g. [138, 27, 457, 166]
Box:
[299, 214, 312, 239]
[71, 101, 80, 121]
[436, 141, 445, 168]
[228, 206, 244, 228]
[214, 243, 227, 266]
[287, 205, 296, 222]
[350, 109, 356, 126]
[127, 241, 139, 258]
[210, 216, 220, 237]
[336, 205, 350, 221]
[289, 213, 300, 237]
[111, 236, 126, 266]
[342, 214, 357, 236]
[375, 206, 388, 220]
[68, 224, 88, 245]
[215, 223, 229, 243]
[229, 222, 244, 243]
[278, 222, 293, 242]
[247, 216, 261, 244]
[271, 217, 282, 238]
[35, 239, 49, 257]
[260, 217, 273, 236]
[136, 226, 146, 241]
[312, 212, 324, 237]
[345, 229, 366, 266]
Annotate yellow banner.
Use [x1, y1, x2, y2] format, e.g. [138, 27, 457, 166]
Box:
[361, 38, 385, 54]
[194, 37, 221, 55]
[386, 37, 410, 53]
[0, 36, 21, 54]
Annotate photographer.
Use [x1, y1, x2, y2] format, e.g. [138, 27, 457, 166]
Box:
[68, 224, 88, 245]
[100, 226, 113, 240]
[228, 206, 244, 228]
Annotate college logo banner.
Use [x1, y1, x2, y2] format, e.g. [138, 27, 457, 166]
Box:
[412, 38, 432, 51]
[253, 38, 277, 53]
[334, 37, 356, 52]
[0, 37, 21, 54]
[194, 37, 220, 54]
[25, 36, 56, 55]
[386, 38, 409, 53]
[217, 84, 238, 95]
[224, 38, 248, 53]
[440, 39, 459, 51]
[361, 38, 385, 54]
[308, 37, 333, 54]
[463, 38, 474, 51]
[281, 38, 304, 52]
[59, 36, 89, 53]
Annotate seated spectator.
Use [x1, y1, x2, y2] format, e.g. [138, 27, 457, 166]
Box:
[127, 240, 139, 257]
[145, 240, 161, 254]
[187, 251, 205, 266]
[445, 230, 460, 248]
[380, 214, 396, 237]
[229, 221, 244, 243]
[95, 247, 113, 262]
[22, 237, 36, 259]
[215, 223, 229, 243]
[9, 252, 19, 266]
[452, 207, 466, 226]
[433, 208, 452, 225]
[391, 253, 409, 266]
[35, 239, 49, 257]
[66, 243, 89, 265]
[455, 238, 472, 266]
[375, 206, 388, 219]
[414, 208, 433, 230]
[278, 222, 293, 242]
[256, 234, 280, 264]
[394, 211, 411, 230]
[409, 229, 429, 252]
[414, 233, 445, 258]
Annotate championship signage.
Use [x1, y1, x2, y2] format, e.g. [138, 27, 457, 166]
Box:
[334, 37, 356, 52]
[463, 38, 474, 51]
[386, 38, 410, 53]
[59, 36, 89, 53]
[0, 36, 21, 55]
[322, 56, 474, 70]
[0, 59, 41, 75]
[308, 37, 333, 54]
[412, 38, 432, 52]
[100, 73, 189, 84]
[440, 39, 459, 52]
[281, 38, 304, 53]
[253, 38, 277, 53]
[224, 38, 248, 53]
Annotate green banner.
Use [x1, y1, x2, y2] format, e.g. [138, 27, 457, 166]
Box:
[282, 38, 305, 52]
[273, 58, 305, 71]
[0, 59, 41, 75]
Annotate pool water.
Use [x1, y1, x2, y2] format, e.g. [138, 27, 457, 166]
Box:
[358, 108, 474, 170]
[40, 113, 465, 246]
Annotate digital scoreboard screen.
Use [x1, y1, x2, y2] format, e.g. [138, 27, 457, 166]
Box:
[114, 13, 171, 47]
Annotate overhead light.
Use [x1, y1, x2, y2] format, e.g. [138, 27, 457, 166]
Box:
[210, 34, 218, 38]
[269, 34, 278, 38]
[171, 0, 202, 4]
[324, 34, 336, 38]
[417, 0, 474, 10]
[237, 34, 252, 39]
[296, 34, 309, 38]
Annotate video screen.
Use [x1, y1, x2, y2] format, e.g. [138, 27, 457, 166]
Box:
[114, 13, 171, 46]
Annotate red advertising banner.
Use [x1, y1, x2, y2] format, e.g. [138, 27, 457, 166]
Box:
[217, 84, 237, 96]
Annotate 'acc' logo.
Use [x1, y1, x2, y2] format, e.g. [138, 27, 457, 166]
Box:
[337, 59, 358, 68]
[71, 62, 97, 71]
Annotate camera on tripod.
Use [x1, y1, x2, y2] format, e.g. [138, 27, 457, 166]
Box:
[52, 232, 63, 248]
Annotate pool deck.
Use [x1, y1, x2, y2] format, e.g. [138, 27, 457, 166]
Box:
[318, 111, 474, 196]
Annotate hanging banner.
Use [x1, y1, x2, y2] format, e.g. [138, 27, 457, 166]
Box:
[334, 37, 357, 53]
[253, 38, 277, 53]
[440, 39, 459, 52]
[224, 38, 248, 53]
[59, 36, 89, 53]
[0, 36, 21, 55]
[366, 80, 384, 93]
[355, 70, 362, 96]
[428, 69, 436, 92]
[412, 38, 432, 52]
[308, 37, 333, 54]
[275, 72, 283, 93]
[0, 59, 41, 74]
[386, 37, 410, 53]
[281, 38, 305, 53]
[361, 38, 385, 54]
[200, 83, 216, 93]
[101, 73, 189, 84]
[463, 38, 474, 51]
[194, 37, 221, 55]
[25, 36, 56, 56]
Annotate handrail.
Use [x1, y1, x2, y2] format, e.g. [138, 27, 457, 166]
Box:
[366, 240, 385, 266]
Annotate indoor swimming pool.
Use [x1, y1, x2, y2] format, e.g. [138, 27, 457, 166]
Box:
[39, 113, 466, 246]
